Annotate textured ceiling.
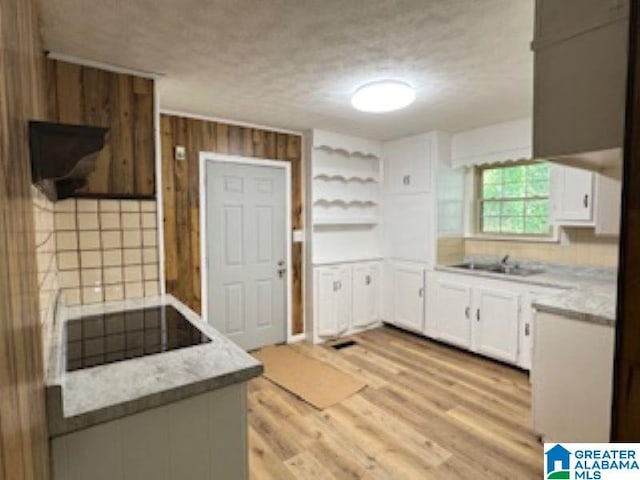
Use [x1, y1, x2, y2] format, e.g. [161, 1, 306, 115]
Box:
[40, 0, 534, 140]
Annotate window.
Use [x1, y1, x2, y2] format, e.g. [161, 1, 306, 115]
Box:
[478, 161, 551, 236]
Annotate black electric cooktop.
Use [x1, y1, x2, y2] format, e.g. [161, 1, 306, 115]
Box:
[65, 305, 211, 372]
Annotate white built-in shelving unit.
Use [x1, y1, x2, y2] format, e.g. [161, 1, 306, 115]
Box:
[311, 146, 381, 227]
[310, 130, 384, 266]
[309, 130, 385, 343]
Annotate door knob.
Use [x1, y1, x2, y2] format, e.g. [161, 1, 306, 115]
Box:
[278, 267, 286, 278]
[277, 260, 285, 266]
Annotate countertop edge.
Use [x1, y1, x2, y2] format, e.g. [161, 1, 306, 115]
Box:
[531, 302, 615, 327]
[47, 363, 263, 437]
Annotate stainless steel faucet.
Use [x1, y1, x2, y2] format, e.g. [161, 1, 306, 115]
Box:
[501, 254, 510, 264]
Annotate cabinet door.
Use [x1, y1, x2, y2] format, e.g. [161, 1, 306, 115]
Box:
[315, 268, 338, 337]
[551, 165, 594, 222]
[384, 194, 432, 263]
[383, 136, 431, 194]
[353, 263, 381, 328]
[433, 279, 473, 349]
[334, 266, 352, 334]
[473, 287, 520, 363]
[392, 264, 425, 331]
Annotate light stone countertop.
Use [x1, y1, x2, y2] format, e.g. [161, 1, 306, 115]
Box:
[45, 294, 263, 437]
[436, 259, 617, 327]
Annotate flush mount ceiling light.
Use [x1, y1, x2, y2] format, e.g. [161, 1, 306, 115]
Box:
[351, 80, 416, 113]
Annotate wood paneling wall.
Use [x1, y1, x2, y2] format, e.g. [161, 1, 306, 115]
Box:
[161, 114, 304, 334]
[0, 0, 50, 477]
[613, 0, 640, 441]
[46, 59, 155, 198]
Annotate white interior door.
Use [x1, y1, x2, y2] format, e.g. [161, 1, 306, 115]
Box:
[206, 160, 287, 351]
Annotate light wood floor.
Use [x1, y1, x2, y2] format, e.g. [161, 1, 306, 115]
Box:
[247, 326, 543, 479]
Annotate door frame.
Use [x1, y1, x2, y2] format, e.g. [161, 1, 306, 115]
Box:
[199, 152, 293, 344]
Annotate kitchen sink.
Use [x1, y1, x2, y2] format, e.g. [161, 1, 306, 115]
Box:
[450, 262, 544, 277]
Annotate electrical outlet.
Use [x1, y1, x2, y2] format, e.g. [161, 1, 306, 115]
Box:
[175, 145, 186, 161]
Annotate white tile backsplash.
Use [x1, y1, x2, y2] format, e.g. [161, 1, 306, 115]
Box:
[45, 198, 160, 307]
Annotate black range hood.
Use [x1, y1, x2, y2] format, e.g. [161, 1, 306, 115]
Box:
[29, 121, 109, 201]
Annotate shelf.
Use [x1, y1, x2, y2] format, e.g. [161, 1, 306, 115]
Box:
[313, 217, 379, 226]
[313, 171, 379, 183]
[313, 199, 378, 206]
[313, 144, 380, 160]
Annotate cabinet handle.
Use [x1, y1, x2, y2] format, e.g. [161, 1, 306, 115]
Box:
[403, 175, 411, 186]
[333, 281, 338, 292]
[365, 275, 371, 285]
[418, 287, 424, 298]
[476, 309, 480, 322]
[525, 323, 530, 336]
[337, 281, 342, 290]
[465, 306, 470, 319]
[583, 194, 589, 208]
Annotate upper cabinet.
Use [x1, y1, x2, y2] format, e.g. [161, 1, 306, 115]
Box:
[383, 134, 432, 194]
[46, 59, 156, 198]
[532, 0, 629, 170]
[550, 164, 622, 235]
[551, 165, 595, 223]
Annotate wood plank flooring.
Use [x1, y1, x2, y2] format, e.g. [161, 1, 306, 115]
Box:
[248, 326, 543, 479]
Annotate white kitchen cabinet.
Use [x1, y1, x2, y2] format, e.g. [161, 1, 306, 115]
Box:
[551, 165, 594, 223]
[551, 164, 622, 235]
[431, 277, 472, 349]
[472, 287, 520, 364]
[532, 311, 615, 442]
[314, 265, 352, 337]
[520, 287, 565, 371]
[428, 271, 543, 369]
[533, 0, 628, 161]
[352, 262, 381, 328]
[383, 135, 432, 194]
[387, 261, 425, 332]
[52, 384, 249, 480]
[593, 170, 622, 236]
[384, 193, 433, 264]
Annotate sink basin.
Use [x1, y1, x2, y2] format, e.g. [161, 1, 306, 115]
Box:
[450, 262, 544, 277]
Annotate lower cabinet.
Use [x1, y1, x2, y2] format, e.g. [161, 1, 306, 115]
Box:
[431, 275, 520, 363]
[315, 265, 352, 337]
[352, 262, 382, 328]
[51, 383, 249, 480]
[428, 271, 543, 368]
[532, 311, 615, 442]
[314, 261, 382, 340]
[431, 278, 472, 348]
[473, 287, 520, 364]
[387, 261, 426, 332]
